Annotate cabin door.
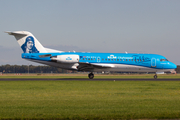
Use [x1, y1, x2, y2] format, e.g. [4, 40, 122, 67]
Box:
[97, 57, 101, 63]
[151, 58, 156, 67]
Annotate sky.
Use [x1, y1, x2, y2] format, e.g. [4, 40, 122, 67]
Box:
[0, 0, 180, 65]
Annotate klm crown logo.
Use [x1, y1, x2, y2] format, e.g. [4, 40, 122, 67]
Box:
[107, 55, 117, 59]
[66, 57, 72, 60]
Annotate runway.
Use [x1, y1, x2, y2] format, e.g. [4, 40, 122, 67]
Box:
[0, 78, 180, 81]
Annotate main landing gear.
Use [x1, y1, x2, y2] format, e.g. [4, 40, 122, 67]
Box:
[154, 74, 157, 79]
[88, 72, 94, 79]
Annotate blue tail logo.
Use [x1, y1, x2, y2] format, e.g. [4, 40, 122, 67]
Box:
[21, 36, 39, 53]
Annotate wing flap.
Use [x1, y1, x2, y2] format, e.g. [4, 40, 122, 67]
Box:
[78, 62, 113, 71]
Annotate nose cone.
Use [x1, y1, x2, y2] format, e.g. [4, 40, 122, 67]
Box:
[169, 62, 177, 69]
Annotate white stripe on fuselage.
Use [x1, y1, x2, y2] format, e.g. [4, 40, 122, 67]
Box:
[90, 63, 173, 72]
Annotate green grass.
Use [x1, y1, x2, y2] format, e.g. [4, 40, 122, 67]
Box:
[0, 80, 180, 119]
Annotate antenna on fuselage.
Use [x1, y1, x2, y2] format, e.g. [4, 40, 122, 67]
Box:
[125, 51, 128, 54]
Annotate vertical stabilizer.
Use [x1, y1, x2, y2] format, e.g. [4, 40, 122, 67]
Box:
[6, 31, 47, 53]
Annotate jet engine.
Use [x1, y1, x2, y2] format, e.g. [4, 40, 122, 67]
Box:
[51, 55, 79, 63]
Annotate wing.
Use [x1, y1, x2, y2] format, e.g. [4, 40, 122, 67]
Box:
[78, 62, 113, 72]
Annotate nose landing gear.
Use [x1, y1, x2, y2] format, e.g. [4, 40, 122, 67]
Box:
[154, 74, 157, 79]
[88, 72, 94, 79]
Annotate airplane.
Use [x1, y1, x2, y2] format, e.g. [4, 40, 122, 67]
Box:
[6, 31, 177, 79]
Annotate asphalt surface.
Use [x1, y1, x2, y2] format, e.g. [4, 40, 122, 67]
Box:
[0, 78, 180, 81]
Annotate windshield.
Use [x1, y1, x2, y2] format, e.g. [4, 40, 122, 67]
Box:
[160, 59, 168, 62]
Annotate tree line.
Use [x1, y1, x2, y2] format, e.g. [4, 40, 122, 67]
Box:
[0, 64, 77, 73]
[0, 64, 179, 74]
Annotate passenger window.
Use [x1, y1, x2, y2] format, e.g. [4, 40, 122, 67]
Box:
[117, 59, 119, 61]
[91, 58, 93, 60]
[108, 59, 110, 61]
[88, 58, 90, 60]
[83, 58, 84, 60]
[105, 59, 107, 61]
[114, 59, 116, 61]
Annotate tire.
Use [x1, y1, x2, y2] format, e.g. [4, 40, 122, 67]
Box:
[88, 73, 94, 79]
[154, 75, 157, 79]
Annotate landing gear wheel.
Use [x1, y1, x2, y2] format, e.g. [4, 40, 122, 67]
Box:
[88, 73, 94, 79]
[154, 74, 157, 79]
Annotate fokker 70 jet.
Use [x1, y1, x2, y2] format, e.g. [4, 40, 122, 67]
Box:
[6, 31, 177, 79]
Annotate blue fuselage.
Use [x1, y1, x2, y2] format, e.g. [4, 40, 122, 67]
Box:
[22, 52, 177, 72]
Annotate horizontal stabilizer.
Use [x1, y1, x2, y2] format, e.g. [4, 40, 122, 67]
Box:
[5, 31, 28, 36]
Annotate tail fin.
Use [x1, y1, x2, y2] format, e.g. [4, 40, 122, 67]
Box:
[6, 31, 47, 53]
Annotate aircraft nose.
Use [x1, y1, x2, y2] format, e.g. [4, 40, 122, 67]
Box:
[169, 62, 177, 69]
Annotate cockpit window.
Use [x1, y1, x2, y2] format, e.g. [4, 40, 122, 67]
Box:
[160, 59, 168, 62]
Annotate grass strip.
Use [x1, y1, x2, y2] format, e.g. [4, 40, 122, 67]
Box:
[0, 80, 180, 119]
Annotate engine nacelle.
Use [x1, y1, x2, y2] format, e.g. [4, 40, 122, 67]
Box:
[51, 55, 79, 63]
